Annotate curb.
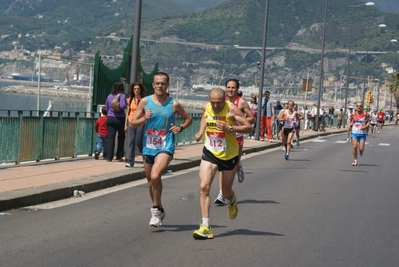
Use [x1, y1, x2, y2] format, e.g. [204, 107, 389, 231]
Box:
[0, 130, 345, 212]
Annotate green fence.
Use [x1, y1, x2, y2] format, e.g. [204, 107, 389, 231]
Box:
[0, 111, 202, 165]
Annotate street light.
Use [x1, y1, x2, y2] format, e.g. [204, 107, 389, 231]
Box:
[255, 0, 270, 140]
[376, 39, 397, 111]
[343, 1, 375, 127]
[361, 23, 386, 106]
[315, 0, 328, 131]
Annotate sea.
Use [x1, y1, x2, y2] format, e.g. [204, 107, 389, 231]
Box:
[0, 81, 89, 116]
[0, 81, 205, 116]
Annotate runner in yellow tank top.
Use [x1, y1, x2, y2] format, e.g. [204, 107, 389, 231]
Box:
[193, 88, 252, 240]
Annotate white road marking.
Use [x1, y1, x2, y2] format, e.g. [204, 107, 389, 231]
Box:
[312, 139, 327, 142]
[335, 141, 347, 143]
[378, 143, 391, 146]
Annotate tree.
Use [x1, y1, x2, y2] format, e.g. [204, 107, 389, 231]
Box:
[389, 72, 399, 109]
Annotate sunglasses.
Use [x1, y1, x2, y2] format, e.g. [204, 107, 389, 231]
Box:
[356, 105, 362, 108]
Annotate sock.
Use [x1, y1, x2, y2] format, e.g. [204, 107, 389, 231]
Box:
[152, 205, 163, 212]
[202, 218, 209, 227]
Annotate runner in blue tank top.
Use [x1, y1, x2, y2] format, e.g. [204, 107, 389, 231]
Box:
[131, 72, 193, 227]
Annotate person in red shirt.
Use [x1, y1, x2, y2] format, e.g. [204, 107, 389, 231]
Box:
[94, 107, 108, 159]
[376, 108, 386, 134]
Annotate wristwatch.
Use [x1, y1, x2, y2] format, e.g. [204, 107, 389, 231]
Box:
[178, 125, 184, 132]
[228, 125, 234, 132]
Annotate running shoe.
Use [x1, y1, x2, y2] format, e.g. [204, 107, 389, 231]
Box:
[284, 154, 289, 160]
[228, 194, 238, 219]
[346, 137, 350, 142]
[290, 144, 294, 149]
[94, 152, 99, 160]
[214, 192, 227, 206]
[282, 146, 286, 151]
[296, 140, 300, 146]
[149, 208, 165, 227]
[193, 224, 214, 239]
[360, 151, 363, 157]
[236, 162, 245, 183]
[378, 130, 380, 134]
[351, 160, 358, 166]
[125, 163, 133, 167]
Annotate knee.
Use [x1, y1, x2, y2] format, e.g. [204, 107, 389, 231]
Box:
[199, 182, 211, 195]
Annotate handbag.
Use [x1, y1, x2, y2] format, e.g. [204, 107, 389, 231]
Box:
[111, 94, 122, 112]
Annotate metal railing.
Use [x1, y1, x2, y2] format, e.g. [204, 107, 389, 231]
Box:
[0, 110, 202, 165]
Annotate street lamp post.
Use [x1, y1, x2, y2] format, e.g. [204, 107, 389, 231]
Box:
[343, 1, 375, 127]
[315, 0, 328, 131]
[361, 23, 386, 106]
[255, 0, 270, 140]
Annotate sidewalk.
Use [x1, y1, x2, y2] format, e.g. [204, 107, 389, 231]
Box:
[0, 128, 346, 212]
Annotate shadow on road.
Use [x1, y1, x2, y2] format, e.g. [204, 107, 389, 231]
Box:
[216, 228, 285, 238]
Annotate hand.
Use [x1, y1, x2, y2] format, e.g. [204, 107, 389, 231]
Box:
[216, 120, 227, 131]
[195, 132, 203, 142]
[170, 123, 181, 134]
[144, 108, 152, 120]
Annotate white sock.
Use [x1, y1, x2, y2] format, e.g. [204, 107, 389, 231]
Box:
[202, 218, 209, 227]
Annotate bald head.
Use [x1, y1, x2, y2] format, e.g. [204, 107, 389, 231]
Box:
[209, 87, 226, 114]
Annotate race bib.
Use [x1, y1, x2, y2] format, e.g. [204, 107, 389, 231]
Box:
[146, 129, 166, 149]
[205, 131, 226, 152]
[352, 122, 364, 134]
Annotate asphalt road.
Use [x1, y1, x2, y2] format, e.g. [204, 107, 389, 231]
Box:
[1, 127, 398, 267]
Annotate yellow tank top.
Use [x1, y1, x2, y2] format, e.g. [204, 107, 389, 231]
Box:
[204, 101, 238, 160]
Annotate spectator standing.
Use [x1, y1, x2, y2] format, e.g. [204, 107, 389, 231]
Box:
[248, 95, 257, 139]
[336, 108, 343, 129]
[94, 107, 108, 159]
[260, 91, 274, 142]
[310, 103, 317, 130]
[346, 106, 354, 142]
[125, 82, 146, 167]
[303, 105, 310, 131]
[105, 81, 127, 162]
[328, 104, 335, 127]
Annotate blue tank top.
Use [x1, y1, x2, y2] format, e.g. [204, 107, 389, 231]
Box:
[142, 96, 175, 156]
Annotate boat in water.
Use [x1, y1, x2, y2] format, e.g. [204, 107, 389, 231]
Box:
[11, 73, 53, 83]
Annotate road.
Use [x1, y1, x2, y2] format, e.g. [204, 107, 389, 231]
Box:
[1, 127, 398, 267]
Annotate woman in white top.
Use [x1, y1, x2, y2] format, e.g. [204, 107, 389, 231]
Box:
[370, 110, 378, 138]
[277, 100, 300, 160]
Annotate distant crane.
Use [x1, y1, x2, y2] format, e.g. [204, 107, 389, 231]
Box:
[218, 69, 225, 86]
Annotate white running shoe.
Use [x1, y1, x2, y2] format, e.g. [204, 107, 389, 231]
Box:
[351, 160, 358, 166]
[214, 192, 227, 206]
[149, 208, 165, 227]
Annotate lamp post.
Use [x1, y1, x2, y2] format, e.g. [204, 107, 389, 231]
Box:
[343, 1, 375, 127]
[255, 0, 270, 140]
[315, 0, 328, 131]
[130, 0, 142, 83]
[361, 23, 386, 106]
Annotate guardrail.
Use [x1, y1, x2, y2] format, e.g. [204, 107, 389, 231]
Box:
[0, 110, 202, 165]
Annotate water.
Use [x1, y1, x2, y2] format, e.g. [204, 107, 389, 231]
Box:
[0, 81, 89, 116]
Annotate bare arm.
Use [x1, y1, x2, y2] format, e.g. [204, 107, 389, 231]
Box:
[195, 104, 207, 142]
[238, 98, 255, 124]
[169, 100, 193, 134]
[277, 109, 285, 122]
[227, 104, 252, 133]
[130, 97, 149, 129]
